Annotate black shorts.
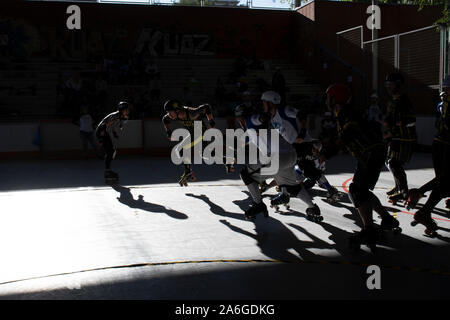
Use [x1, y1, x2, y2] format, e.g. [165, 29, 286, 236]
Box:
[353, 145, 387, 191]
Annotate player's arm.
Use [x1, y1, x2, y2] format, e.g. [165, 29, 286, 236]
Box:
[162, 114, 172, 140]
[191, 104, 215, 128]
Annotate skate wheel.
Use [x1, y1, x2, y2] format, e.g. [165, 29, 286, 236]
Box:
[410, 221, 419, 227]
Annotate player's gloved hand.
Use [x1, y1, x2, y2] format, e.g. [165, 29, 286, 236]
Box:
[166, 129, 172, 140]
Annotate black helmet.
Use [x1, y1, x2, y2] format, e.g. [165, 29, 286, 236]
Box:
[117, 101, 130, 112]
[385, 72, 404, 85]
[164, 100, 180, 112]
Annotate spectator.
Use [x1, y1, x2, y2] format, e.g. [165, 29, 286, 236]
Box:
[79, 106, 101, 160]
[65, 72, 84, 120]
[272, 67, 287, 105]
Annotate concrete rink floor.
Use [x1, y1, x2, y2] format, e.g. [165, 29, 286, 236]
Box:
[0, 153, 449, 300]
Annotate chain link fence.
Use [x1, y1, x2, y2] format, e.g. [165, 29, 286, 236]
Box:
[336, 24, 449, 114]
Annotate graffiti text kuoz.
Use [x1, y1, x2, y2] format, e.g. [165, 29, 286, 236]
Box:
[135, 28, 213, 56]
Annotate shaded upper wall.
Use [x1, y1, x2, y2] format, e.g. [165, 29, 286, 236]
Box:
[297, 0, 443, 50]
[0, 0, 295, 61]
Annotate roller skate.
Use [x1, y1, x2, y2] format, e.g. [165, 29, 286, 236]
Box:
[411, 211, 438, 237]
[270, 193, 290, 213]
[259, 181, 269, 194]
[387, 192, 406, 206]
[405, 188, 424, 210]
[348, 226, 379, 253]
[225, 163, 235, 173]
[105, 170, 119, 184]
[306, 204, 323, 223]
[244, 201, 269, 220]
[386, 186, 398, 197]
[178, 168, 196, 187]
[380, 213, 402, 235]
[325, 186, 342, 203]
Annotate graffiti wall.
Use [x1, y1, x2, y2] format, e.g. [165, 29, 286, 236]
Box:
[0, 1, 295, 62]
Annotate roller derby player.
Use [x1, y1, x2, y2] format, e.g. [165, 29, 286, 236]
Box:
[383, 73, 417, 205]
[295, 139, 341, 203]
[95, 101, 130, 184]
[162, 100, 232, 186]
[235, 100, 322, 222]
[251, 91, 323, 218]
[326, 84, 401, 252]
[405, 76, 450, 237]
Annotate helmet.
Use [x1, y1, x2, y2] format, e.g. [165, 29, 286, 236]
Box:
[261, 91, 281, 105]
[117, 101, 130, 112]
[325, 83, 352, 105]
[234, 104, 248, 117]
[385, 72, 404, 85]
[443, 75, 450, 88]
[164, 100, 180, 112]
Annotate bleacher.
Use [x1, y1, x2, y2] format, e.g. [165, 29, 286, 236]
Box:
[0, 57, 323, 120]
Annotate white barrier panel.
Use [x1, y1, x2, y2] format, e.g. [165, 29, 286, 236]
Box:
[0, 123, 40, 152]
[0, 117, 439, 153]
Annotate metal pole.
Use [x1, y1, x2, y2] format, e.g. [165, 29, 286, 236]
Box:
[394, 34, 399, 71]
[371, 0, 378, 94]
[440, 25, 445, 91]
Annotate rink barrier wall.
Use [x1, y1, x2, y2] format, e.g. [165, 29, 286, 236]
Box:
[0, 116, 437, 158]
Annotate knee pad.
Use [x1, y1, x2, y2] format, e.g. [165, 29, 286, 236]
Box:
[348, 182, 372, 208]
[240, 167, 256, 185]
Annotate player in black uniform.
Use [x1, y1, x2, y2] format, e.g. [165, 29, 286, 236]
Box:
[383, 73, 417, 204]
[295, 139, 340, 202]
[95, 101, 130, 183]
[162, 100, 233, 186]
[405, 76, 450, 236]
[326, 84, 401, 252]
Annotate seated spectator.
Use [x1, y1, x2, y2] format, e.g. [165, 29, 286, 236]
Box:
[79, 106, 101, 160]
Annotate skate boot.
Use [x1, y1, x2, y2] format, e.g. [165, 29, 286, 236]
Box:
[225, 163, 235, 174]
[386, 186, 398, 197]
[380, 214, 402, 235]
[388, 191, 406, 206]
[349, 226, 379, 253]
[178, 168, 195, 187]
[244, 202, 269, 220]
[325, 186, 341, 203]
[405, 188, 423, 210]
[305, 204, 323, 223]
[270, 193, 290, 212]
[259, 181, 269, 194]
[105, 170, 119, 184]
[411, 210, 438, 237]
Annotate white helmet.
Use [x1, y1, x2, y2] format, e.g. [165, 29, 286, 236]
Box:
[261, 91, 281, 105]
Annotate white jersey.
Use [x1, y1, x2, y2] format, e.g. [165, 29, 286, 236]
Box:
[251, 106, 311, 145]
